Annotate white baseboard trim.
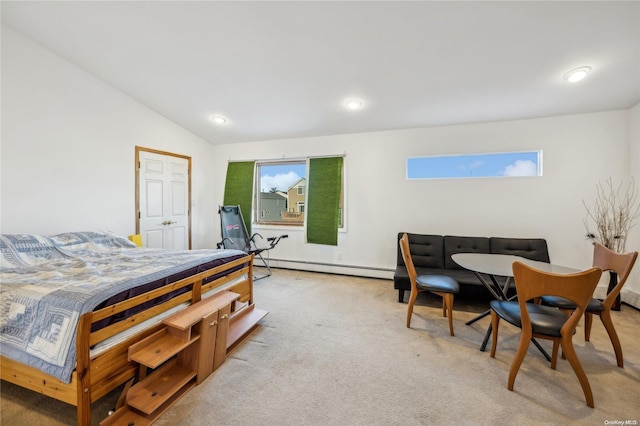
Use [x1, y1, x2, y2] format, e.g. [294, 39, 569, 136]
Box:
[262, 258, 395, 280]
[622, 289, 640, 309]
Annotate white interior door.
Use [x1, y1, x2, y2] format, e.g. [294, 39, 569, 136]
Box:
[138, 150, 190, 249]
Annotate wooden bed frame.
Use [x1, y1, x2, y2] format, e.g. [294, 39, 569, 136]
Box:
[1, 253, 258, 425]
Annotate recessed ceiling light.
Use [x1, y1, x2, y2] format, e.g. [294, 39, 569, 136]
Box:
[563, 66, 592, 83]
[344, 98, 364, 110]
[211, 115, 227, 124]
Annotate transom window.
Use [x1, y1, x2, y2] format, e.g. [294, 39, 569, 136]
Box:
[407, 151, 542, 179]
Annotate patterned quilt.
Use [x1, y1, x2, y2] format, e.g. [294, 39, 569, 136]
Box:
[0, 231, 245, 383]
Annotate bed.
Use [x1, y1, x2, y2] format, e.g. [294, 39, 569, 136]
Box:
[0, 231, 259, 425]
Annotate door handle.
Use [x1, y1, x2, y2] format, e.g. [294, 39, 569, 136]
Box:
[161, 220, 177, 225]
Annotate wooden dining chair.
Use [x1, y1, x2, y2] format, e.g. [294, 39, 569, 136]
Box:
[541, 243, 637, 368]
[490, 261, 602, 407]
[399, 233, 460, 336]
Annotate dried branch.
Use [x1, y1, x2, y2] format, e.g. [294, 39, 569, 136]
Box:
[583, 177, 640, 253]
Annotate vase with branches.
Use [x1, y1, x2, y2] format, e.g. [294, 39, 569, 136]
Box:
[583, 177, 640, 253]
[583, 177, 640, 310]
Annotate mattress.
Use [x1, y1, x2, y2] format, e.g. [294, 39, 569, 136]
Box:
[0, 231, 245, 382]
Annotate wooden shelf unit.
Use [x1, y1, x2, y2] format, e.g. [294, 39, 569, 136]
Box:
[102, 289, 268, 425]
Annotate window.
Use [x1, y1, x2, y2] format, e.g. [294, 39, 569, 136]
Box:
[255, 160, 344, 228]
[256, 161, 306, 225]
[407, 151, 542, 179]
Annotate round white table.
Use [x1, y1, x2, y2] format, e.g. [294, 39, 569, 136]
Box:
[451, 253, 578, 355]
[452, 253, 577, 277]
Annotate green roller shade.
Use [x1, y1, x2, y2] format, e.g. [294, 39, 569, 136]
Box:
[223, 161, 255, 234]
[306, 157, 343, 245]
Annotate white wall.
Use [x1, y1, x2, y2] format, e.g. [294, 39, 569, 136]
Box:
[0, 26, 218, 249]
[625, 102, 640, 306]
[213, 111, 631, 280]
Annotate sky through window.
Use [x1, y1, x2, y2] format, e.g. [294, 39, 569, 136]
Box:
[407, 151, 541, 179]
[259, 163, 307, 192]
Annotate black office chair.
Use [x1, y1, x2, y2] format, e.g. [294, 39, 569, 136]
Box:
[217, 205, 287, 280]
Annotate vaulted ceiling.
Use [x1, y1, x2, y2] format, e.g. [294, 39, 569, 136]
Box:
[2, 1, 639, 145]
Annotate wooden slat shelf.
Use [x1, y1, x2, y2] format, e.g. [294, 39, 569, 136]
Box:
[227, 304, 269, 351]
[164, 290, 240, 330]
[128, 328, 198, 369]
[100, 381, 195, 426]
[100, 405, 151, 426]
[126, 359, 196, 415]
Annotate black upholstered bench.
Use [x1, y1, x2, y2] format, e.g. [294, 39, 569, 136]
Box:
[393, 233, 550, 303]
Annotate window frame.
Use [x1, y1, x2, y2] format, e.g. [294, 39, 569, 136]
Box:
[253, 158, 346, 229]
[255, 160, 306, 227]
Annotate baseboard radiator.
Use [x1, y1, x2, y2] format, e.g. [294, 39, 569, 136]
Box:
[257, 258, 394, 280]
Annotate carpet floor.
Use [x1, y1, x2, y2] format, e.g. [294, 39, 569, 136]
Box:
[2, 268, 639, 425]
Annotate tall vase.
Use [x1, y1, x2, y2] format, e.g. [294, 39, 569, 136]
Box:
[607, 271, 621, 311]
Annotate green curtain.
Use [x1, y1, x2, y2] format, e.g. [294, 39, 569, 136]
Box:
[223, 161, 255, 234]
[306, 157, 343, 245]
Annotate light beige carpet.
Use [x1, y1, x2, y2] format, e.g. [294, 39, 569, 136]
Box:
[2, 269, 640, 425]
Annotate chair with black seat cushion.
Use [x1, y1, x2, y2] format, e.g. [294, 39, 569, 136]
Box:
[540, 243, 637, 368]
[399, 233, 460, 336]
[490, 261, 602, 407]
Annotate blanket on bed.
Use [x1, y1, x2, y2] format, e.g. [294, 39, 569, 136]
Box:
[0, 231, 245, 383]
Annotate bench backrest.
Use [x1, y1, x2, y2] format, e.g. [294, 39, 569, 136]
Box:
[397, 233, 550, 269]
[444, 236, 491, 269]
[489, 237, 550, 262]
[396, 233, 444, 269]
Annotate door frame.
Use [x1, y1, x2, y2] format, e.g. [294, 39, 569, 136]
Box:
[135, 146, 192, 249]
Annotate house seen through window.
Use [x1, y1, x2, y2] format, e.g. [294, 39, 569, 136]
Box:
[256, 162, 307, 225]
[256, 161, 344, 227]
